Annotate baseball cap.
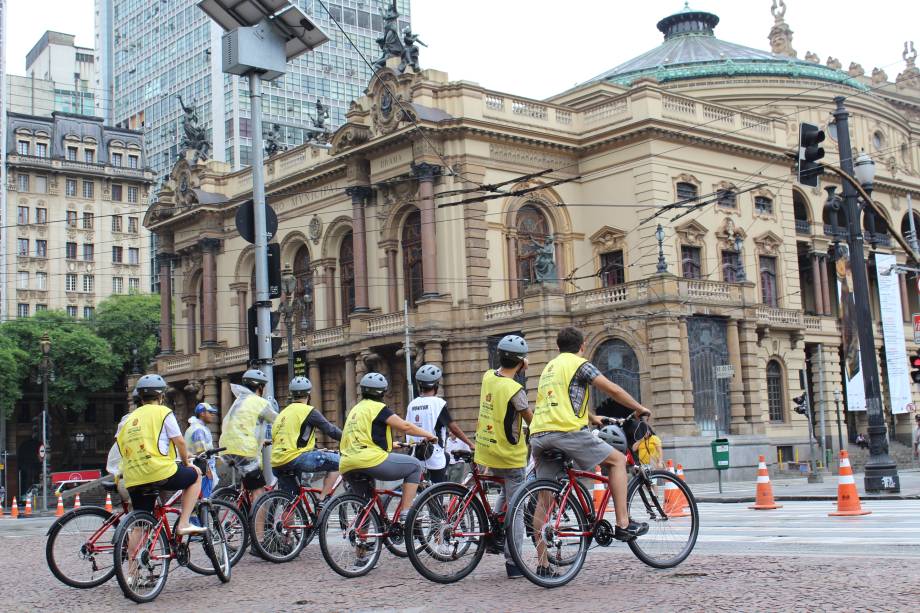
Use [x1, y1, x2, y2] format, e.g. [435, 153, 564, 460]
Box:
[194, 402, 219, 416]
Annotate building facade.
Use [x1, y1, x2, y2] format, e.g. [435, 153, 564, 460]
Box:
[145, 4, 920, 479]
[5, 112, 155, 319]
[96, 0, 411, 177]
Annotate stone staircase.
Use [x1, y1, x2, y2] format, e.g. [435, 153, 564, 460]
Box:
[846, 439, 916, 471]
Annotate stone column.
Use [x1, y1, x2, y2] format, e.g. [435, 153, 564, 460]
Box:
[726, 320, 746, 433]
[899, 272, 911, 322]
[424, 340, 445, 398]
[323, 262, 337, 327]
[413, 162, 442, 299]
[646, 315, 691, 435]
[183, 297, 197, 355]
[345, 186, 373, 313]
[204, 376, 218, 405]
[344, 355, 357, 409]
[677, 317, 694, 418]
[230, 282, 248, 346]
[819, 255, 832, 316]
[738, 320, 765, 434]
[507, 234, 518, 300]
[382, 241, 399, 313]
[158, 253, 175, 353]
[309, 362, 323, 412]
[811, 253, 823, 314]
[200, 238, 220, 346]
[220, 378, 232, 413]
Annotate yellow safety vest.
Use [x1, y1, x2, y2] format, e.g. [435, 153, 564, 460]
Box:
[271, 402, 316, 467]
[474, 370, 527, 469]
[339, 399, 392, 474]
[117, 404, 178, 488]
[219, 394, 265, 458]
[531, 353, 590, 434]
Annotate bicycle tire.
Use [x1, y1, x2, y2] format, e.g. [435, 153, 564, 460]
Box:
[212, 486, 247, 516]
[318, 493, 383, 578]
[404, 482, 488, 584]
[626, 470, 699, 569]
[113, 511, 170, 603]
[200, 503, 231, 583]
[183, 500, 249, 574]
[248, 490, 317, 563]
[506, 479, 591, 589]
[46, 506, 118, 588]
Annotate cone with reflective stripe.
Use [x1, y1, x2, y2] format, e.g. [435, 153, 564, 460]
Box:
[676, 464, 691, 512]
[829, 450, 870, 516]
[749, 455, 782, 510]
[55, 494, 65, 517]
[664, 460, 689, 517]
[24, 496, 32, 516]
[10, 497, 18, 519]
[73, 494, 81, 510]
[104, 493, 113, 513]
[592, 466, 606, 515]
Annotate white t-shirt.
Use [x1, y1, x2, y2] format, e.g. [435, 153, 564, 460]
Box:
[445, 437, 471, 465]
[405, 395, 448, 470]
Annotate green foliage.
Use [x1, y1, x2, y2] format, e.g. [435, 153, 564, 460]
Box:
[94, 293, 161, 370]
[0, 334, 29, 417]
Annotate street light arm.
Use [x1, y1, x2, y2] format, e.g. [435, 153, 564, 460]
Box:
[823, 163, 920, 266]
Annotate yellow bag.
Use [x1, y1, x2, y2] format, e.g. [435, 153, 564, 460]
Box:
[637, 434, 662, 465]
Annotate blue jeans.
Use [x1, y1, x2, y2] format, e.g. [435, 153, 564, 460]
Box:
[275, 450, 340, 494]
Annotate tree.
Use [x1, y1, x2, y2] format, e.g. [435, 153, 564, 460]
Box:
[0, 334, 28, 417]
[94, 293, 161, 372]
[0, 311, 121, 412]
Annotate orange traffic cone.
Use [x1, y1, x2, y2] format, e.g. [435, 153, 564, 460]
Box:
[663, 460, 689, 517]
[676, 464, 691, 511]
[829, 450, 871, 517]
[73, 494, 81, 510]
[10, 497, 19, 519]
[24, 497, 32, 517]
[592, 466, 606, 515]
[55, 495, 65, 517]
[749, 455, 782, 510]
[104, 493, 113, 513]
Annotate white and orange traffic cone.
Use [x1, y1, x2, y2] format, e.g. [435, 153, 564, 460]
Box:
[24, 497, 32, 517]
[104, 493, 113, 513]
[10, 497, 19, 519]
[592, 466, 606, 515]
[73, 494, 81, 510]
[676, 464, 691, 512]
[749, 455, 782, 510]
[829, 450, 871, 517]
[663, 460, 689, 517]
[55, 495, 65, 517]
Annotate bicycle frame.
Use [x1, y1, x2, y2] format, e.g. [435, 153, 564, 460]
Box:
[125, 490, 187, 563]
[274, 473, 343, 530]
[445, 466, 506, 539]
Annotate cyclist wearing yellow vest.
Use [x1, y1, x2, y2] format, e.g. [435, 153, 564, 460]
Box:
[339, 373, 436, 523]
[474, 334, 532, 579]
[115, 374, 204, 535]
[219, 369, 278, 503]
[530, 327, 651, 542]
[272, 376, 342, 500]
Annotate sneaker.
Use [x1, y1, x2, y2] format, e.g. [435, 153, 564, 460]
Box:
[536, 565, 559, 578]
[355, 545, 371, 567]
[505, 563, 524, 579]
[614, 520, 649, 542]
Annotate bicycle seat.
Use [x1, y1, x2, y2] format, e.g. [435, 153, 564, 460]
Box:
[101, 480, 118, 493]
[540, 449, 569, 462]
[346, 472, 375, 484]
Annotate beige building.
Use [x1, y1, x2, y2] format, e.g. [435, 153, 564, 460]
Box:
[5, 111, 154, 319]
[146, 4, 920, 479]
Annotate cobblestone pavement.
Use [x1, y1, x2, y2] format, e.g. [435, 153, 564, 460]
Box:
[3, 501, 918, 612]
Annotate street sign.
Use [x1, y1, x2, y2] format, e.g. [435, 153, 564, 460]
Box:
[714, 364, 734, 379]
[293, 349, 308, 378]
[38, 444, 45, 460]
[235, 199, 278, 244]
[914, 313, 920, 344]
[267, 242, 282, 299]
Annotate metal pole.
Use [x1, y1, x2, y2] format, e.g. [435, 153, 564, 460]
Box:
[816, 344, 828, 470]
[834, 394, 845, 454]
[907, 194, 920, 254]
[286, 311, 294, 386]
[802, 369, 821, 483]
[833, 96, 899, 492]
[42, 362, 48, 514]
[404, 300, 414, 402]
[248, 73, 274, 403]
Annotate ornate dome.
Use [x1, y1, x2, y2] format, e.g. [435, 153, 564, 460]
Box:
[581, 4, 866, 90]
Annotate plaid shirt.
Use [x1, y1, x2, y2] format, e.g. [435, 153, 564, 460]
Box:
[568, 361, 602, 416]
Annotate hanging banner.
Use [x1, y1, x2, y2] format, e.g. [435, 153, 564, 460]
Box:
[836, 246, 865, 411]
[875, 253, 913, 414]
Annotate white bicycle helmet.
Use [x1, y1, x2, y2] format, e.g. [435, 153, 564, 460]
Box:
[289, 376, 313, 394]
[497, 335, 528, 364]
[415, 364, 442, 385]
[360, 372, 388, 396]
[596, 423, 628, 453]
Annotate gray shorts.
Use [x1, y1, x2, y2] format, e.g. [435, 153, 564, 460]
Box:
[530, 429, 614, 480]
[344, 453, 423, 499]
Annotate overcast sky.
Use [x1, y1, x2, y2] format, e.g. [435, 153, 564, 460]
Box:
[5, 0, 920, 100]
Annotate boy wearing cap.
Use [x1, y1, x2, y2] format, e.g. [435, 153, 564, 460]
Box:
[186, 402, 220, 498]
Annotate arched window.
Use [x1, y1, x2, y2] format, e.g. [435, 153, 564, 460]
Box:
[339, 232, 355, 319]
[515, 204, 549, 294]
[676, 182, 698, 201]
[766, 360, 785, 423]
[592, 339, 641, 406]
[401, 210, 423, 308]
[292, 245, 314, 331]
[793, 190, 810, 235]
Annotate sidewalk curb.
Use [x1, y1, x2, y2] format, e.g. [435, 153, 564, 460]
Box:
[697, 494, 920, 503]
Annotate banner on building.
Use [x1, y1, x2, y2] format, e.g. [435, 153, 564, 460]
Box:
[836, 245, 866, 411]
[292, 350, 308, 378]
[875, 253, 913, 414]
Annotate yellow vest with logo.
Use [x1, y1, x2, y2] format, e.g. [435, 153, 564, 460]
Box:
[531, 353, 590, 434]
[474, 370, 527, 469]
[117, 404, 178, 488]
[220, 395, 265, 458]
[339, 399, 392, 474]
[271, 402, 316, 467]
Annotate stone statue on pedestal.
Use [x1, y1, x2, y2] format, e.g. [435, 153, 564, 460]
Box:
[531, 234, 558, 285]
[177, 95, 210, 162]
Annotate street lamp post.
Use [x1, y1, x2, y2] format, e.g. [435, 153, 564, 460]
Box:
[833, 96, 899, 492]
[73, 433, 85, 470]
[39, 333, 51, 514]
[833, 389, 844, 456]
[655, 224, 668, 273]
[279, 269, 298, 386]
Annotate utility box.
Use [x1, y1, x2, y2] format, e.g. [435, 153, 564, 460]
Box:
[222, 20, 287, 81]
[711, 438, 730, 470]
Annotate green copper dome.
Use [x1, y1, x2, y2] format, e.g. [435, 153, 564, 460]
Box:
[582, 4, 867, 90]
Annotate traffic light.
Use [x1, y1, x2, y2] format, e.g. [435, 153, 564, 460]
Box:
[910, 352, 920, 383]
[792, 393, 808, 415]
[247, 305, 281, 365]
[797, 122, 825, 187]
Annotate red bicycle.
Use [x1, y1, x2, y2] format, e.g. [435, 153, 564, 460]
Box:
[404, 450, 510, 583]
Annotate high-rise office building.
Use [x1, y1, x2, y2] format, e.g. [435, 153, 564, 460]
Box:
[96, 0, 411, 180]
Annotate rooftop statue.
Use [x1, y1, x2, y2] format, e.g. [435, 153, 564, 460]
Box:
[265, 123, 284, 157]
[399, 27, 427, 74]
[177, 95, 210, 162]
[373, 1, 404, 71]
[768, 0, 796, 58]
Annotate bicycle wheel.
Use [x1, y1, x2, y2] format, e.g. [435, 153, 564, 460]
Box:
[249, 490, 317, 563]
[507, 479, 590, 588]
[318, 494, 383, 578]
[46, 506, 118, 588]
[212, 486, 247, 516]
[113, 511, 169, 603]
[405, 483, 487, 584]
[183, 500, 249, 574]
[626, 470, 699, 569]
[200, 503, 231, 583]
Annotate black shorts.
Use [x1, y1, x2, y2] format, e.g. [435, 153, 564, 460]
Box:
[127, 466, 199, 513]
[241, 469, 266, 491]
